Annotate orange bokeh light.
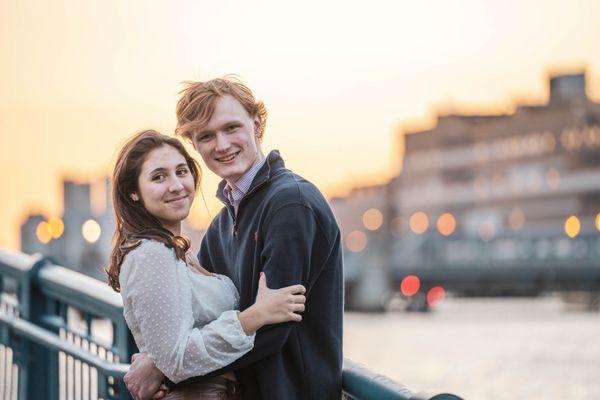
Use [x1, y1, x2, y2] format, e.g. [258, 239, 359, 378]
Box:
[508, 207, 525, 230]
[564, 215, 580, 238]
[48, 216, 64, 239]
[595, 213, 600, 232]
[400, 275, 420, 296]
[36, 221, 52, 244]
[362, 208, 384, 231]
[409, 211, 429, 234]
[427, 286, 446, 306]
[345, 230, 367, 252]
[436, 213, 456, 236]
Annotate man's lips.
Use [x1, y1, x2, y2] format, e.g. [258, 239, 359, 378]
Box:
[215, 151, 240, 163]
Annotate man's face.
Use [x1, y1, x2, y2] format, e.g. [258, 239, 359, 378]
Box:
[191, 95, 263, 184]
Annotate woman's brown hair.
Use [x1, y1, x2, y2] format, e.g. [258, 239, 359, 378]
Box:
[105, 130, 201, 292]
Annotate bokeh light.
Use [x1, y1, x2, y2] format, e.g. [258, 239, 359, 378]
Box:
[541, 131, 556, 152]
[564, 215, 580, 238]
[82, 219, 101, 243]
[48, 216, 64, 239]
[427, 286, 446, 306]
[436, 213, 456, 236]
[345, 230, 367, 252]
[596, 213, 600, 232]
[409, 211, 429, 234]
[36, 221, 52, 244]
[478, 221, 496, 242]
[508, 207, 525, 230]
[400, 275, 420, 297]
[362, 208, 383, 231]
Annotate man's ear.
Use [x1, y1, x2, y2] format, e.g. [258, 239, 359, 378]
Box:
[253, 118, 262, 138]
[131, 193, 139, 202]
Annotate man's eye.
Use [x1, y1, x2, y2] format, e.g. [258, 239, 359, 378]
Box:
[196, 134, 212, 142]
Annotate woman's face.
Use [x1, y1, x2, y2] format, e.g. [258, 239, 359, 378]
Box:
[134, 145, 195, 234]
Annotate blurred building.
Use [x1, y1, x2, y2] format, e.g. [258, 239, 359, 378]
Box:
[398, 72, 599, 239]
[20, 214, 47, 255]
[332, 71, 600, 307]
[21, 179, 115, 280]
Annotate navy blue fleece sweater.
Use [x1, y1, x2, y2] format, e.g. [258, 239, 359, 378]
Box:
[182, 150, 344, 400]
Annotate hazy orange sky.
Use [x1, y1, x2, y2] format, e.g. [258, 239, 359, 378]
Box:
[1, 0, 599, 250]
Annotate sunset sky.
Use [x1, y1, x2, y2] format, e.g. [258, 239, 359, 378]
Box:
[1, 0, 599, 250]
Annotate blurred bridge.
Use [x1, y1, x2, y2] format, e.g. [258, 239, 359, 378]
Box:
[344, 231, 600, 311]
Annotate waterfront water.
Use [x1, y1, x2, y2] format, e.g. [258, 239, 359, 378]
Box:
[343, 296, 600, 400]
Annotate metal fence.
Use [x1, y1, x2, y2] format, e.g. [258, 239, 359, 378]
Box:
[0, 249, 132, 400]
[0, 247, 461, 400]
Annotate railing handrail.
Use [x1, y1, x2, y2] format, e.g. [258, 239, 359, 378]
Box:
[0, 312, 129, 378]
[0, 247, 41, 280]
[342, 358, 414, 399]
[0, 247, 37, 272]
[37, 264, 124, 320]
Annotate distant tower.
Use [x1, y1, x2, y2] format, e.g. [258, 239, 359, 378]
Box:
[62, 181, 93, 271]
[97, 177, 116, 277]
[549, 72, 587, 105]
[20, 214, 46, 255]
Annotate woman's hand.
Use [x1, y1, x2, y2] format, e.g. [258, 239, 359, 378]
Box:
[238, 272, 306, 335]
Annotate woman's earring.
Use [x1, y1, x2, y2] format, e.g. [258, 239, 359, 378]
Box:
[131, 193, 139, 202]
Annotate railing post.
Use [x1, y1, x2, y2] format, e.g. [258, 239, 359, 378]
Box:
[25, 257, 60, 400]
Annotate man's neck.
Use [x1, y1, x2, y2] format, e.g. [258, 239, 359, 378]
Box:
[225, 152, 265, 188]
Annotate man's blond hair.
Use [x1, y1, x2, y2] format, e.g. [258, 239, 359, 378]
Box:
[175, 76, 268, 142]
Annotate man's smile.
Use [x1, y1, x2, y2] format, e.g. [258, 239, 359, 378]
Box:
[215, 151, 241, 163]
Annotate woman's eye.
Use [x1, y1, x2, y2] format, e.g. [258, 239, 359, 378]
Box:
[152, 174, 165, 181]
[226, 125, 238, 132]
[177, 168, 189, 176]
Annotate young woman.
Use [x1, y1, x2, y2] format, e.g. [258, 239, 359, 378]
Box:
[106, 130, 306, 399]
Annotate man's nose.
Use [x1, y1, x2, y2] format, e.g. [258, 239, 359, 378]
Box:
[214, 132, 231, 152]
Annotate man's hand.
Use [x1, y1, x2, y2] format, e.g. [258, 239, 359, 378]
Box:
[124, 352, 166, 400]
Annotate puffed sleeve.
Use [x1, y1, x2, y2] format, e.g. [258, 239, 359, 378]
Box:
[119, 240, 255, 383]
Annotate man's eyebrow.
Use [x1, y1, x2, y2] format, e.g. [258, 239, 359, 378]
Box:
[194, 120, 244, 137]
[195, 128, 214, 137]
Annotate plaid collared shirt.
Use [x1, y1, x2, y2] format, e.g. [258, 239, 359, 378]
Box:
[222, 157, 266, 215]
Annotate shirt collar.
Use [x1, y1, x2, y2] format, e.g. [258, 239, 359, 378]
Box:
[216, 150, 285, 206]
[222, 157, 266, 206]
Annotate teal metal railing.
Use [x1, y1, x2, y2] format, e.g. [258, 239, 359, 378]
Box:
[0, 248, 134, 400]
[0, 248, 461, 400]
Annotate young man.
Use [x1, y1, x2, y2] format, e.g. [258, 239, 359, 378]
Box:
[124, 78, 344, 400]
